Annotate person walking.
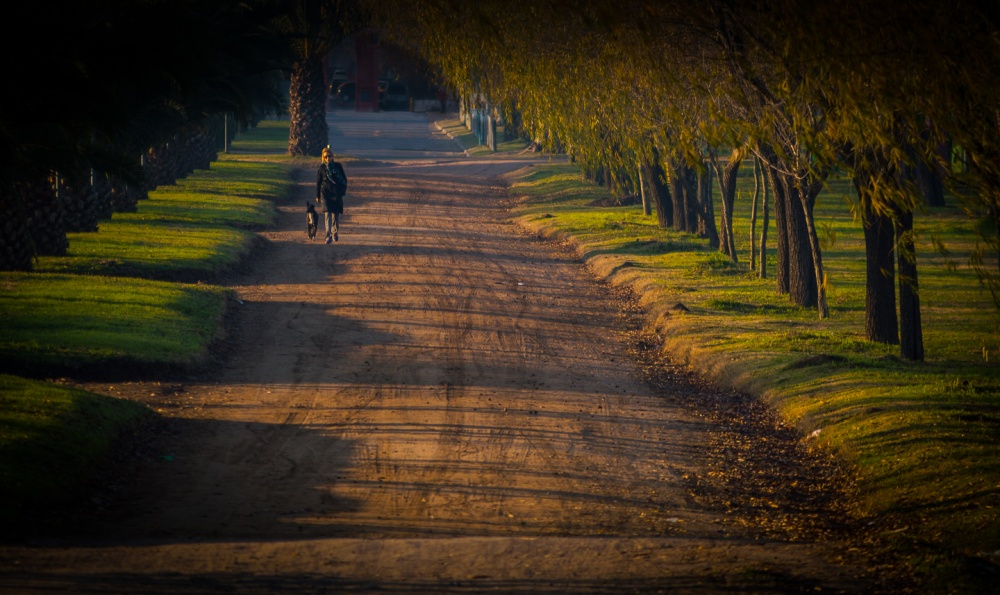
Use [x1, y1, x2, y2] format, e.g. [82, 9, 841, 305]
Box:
[316, 146, 348, 244]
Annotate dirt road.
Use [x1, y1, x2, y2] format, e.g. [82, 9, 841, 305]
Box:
[0, 113, 877, 593]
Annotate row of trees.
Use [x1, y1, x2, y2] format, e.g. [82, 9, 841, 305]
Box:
[3, 120, 229, 268]
[369, 0, 1000, 361]
[0, 0, 293, 272]
[8, 1, 998, 363]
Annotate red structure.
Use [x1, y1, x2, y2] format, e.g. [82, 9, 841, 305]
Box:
[354, 30, 380, 112]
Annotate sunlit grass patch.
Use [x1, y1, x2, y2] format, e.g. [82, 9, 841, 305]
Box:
[437, 118, 523, 155]
[0, 273, 230, 376]
[32, 153, 286, 281]
[37, 223, 256, 280]
[226, 118, 291, 154]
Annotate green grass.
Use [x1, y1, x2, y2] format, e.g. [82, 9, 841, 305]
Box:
[438, 118, 529, 155]
[0, 273, 231, 377]
[506, 161, 1000, 591]
[227, 118, 293, 154]
[0, 120, 294, 530]
[35, 159, 286, 281]
[0, 374, 154, 533]
[2, 125, 294, 371]
[0, 123, 293, 374]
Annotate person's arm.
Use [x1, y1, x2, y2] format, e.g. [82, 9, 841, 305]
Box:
[316, 167, 323, 201]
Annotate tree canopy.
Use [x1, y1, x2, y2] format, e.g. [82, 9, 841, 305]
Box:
[1, 0, 290, 192]
[365, 0, 1000, 357]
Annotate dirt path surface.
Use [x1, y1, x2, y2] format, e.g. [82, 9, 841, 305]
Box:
[0, 112, 878, 593]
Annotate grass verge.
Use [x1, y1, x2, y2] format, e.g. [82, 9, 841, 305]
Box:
[0, 120, 294, 526]
[437, 117, 529, 155]
[36, 157, 287, 281]
[504, 161, 1000, 592]
[0, 374, 155, 535]
[0, 121, 292, 377]
[0, 273, 232, 378]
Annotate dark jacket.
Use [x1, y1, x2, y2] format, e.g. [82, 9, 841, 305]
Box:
[316, 161, 347, 214]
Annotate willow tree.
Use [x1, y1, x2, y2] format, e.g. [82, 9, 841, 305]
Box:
[794, 0, 996, 359]
[918, 3, 1000, 312]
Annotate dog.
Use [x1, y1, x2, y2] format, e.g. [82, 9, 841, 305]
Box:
[306, 201, 318, 240]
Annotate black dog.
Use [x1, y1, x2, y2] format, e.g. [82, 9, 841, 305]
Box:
[306, 201, 318, 240]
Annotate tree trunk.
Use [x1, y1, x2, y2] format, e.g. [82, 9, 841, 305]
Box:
[763, 159, 789, 294]
[671, 161, 688, 232]
[712, 148, 743, 261]
[684, 166, 699, 233]
[759, 165, 770, 279]
[917, 138, 950, 208]
[750, 159, 761, 271]
[797, 180, 829, 318]
[853, 164, 899, 345]
[697, 163, 719, 247]
[783, 177, 818, 308]
[860, 199, 899, 344]
[916, 160, 945, 208]
[288, 55, 329, 157]
[638, 165, 652, 216]
[718, 186, 729, 252]
[895, 206, 924, 360]
[643, 160, 672, 229]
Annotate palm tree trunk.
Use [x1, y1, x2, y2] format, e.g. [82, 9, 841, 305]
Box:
[288, 55, 329, 157]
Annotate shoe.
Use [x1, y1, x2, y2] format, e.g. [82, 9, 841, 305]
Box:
[325, 236, 332, 245]
[334, 232, 339, 242]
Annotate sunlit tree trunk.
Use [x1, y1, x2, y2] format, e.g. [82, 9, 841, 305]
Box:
[288, 55, 329, 157]
[638, 165, 651, 216]
[758, 161, 770, 279]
